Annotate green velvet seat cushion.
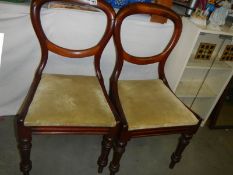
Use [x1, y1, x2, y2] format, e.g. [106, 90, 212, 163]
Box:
[24, 74, 116, 127]
[118, 79, 199, 131]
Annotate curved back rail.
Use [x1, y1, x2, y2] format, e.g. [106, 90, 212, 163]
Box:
[114, 3, 182, 65]
[31, 0, 115, 58]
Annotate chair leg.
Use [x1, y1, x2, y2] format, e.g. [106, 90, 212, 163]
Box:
[97, 135, 113, 173]
[17, 126, 32, 175]
[109, 140, 127, 175]
[169, 133, 193, 169]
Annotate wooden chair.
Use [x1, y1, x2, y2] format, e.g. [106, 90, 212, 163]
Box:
[108, 3, 202, 175]
[15, 0, 119, 174]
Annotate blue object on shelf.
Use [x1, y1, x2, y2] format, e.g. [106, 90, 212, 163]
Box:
[106, 0, 152, 9]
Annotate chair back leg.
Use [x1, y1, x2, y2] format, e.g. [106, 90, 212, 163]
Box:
[169, 133, 193, 169]
[109, 134, 128, 175]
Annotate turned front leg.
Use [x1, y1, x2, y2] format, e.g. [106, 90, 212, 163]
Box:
[18, 137, 32, 175]
[17, 121, 32, 175]
[97, 135, 113, 173]
[109, 140, 127, 175]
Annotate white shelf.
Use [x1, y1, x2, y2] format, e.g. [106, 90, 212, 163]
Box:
[169, 18, 233, 125]
[186, 60, 232, 70]
[176, 80, 216, 98]
[191, 98, 215, 119]
[183, 17, 233, 37]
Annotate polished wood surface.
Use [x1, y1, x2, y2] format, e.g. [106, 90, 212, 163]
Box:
[15, 0, 119, 174]
[109, 3, 202, 175]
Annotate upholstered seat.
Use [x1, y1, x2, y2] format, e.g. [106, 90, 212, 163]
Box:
[24, 74, 116, 127]
[118, 79, 198, 130]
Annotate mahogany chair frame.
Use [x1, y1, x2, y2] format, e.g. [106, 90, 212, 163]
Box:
[108, 3, 202, 174]
[15, 0, 120, 174]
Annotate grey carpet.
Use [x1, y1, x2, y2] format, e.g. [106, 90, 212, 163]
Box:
[0, 117, 233, 175]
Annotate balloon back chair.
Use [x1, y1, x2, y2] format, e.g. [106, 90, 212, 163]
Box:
[15, 0, 119, 174]
[108, 3, 202, 175]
